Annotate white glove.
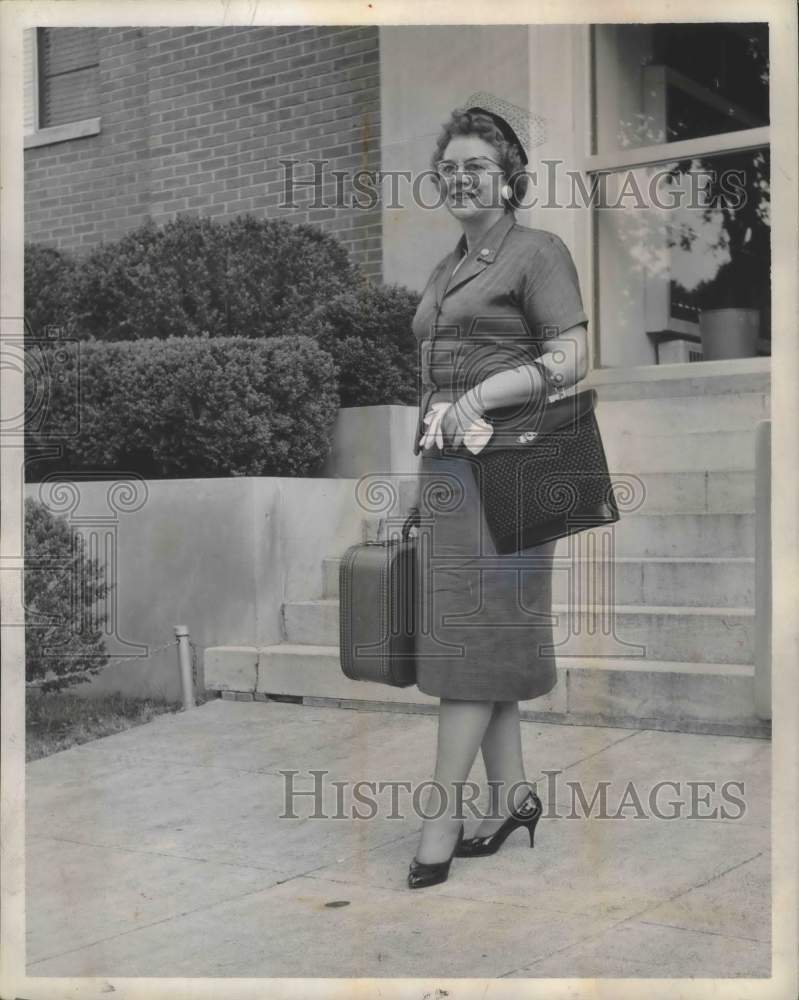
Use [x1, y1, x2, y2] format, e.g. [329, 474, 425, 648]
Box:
[418, 401, 452, 451]
[418, 401, 495, 455]
[461, 416, 494, 454]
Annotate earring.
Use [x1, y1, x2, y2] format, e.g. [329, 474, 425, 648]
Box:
[501, 183, 512, 201]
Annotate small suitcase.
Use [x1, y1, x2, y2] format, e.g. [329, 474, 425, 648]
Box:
[339, 510, 419, 687]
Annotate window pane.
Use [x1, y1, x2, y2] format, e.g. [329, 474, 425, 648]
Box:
[593, 23, 769, 154]
[41, 66, 99, 126]
[39, 27, 99, 75]
[594, 147, 770, 367]
[38, 27, 99, 129]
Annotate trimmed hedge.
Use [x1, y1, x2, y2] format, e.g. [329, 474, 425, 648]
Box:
[306, 282, 421, 406]
[25, 496, 110, 693]
[25, 335, 339, 480]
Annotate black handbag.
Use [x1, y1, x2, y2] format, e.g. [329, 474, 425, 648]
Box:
[462, 387, 619, 554]
[339, 514, 419, 687]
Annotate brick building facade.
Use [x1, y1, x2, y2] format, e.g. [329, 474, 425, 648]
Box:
[24, 25, 383, 280]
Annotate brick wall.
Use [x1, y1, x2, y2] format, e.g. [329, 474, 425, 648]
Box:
[24, 26, 382, 280]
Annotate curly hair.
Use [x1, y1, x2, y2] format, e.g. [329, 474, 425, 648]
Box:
[429, 107, 530, 212]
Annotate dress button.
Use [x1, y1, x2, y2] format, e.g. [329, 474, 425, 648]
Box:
[479, 248, 489, 256]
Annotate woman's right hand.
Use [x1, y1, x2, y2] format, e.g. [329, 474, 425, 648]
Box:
[418, 401, 453, 451]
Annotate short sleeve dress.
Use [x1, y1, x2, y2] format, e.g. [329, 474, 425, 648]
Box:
[410, 210, 588, 702]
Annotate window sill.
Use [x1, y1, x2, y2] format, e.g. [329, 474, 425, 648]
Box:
[584, 356, 770, 399]
[588, 356, 770, 381]
[24, 117, 101, 149]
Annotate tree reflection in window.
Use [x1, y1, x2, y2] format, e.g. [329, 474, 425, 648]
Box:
[666, 148, 771, 344]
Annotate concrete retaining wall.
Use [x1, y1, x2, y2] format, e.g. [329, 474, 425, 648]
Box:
[319, 403, 420, 479]
[24, 475, 367, 702]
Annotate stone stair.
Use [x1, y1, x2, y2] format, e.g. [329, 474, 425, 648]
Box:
[205, 378, 771, 737]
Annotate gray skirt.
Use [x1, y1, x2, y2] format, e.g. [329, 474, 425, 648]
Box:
[415, 449, 558, 702]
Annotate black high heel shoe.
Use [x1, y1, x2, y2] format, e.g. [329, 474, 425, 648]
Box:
[454, 789, 542, 858]
[407, 823, 465, 889]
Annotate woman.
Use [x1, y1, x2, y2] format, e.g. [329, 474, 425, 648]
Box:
[406, 92, 589, 889]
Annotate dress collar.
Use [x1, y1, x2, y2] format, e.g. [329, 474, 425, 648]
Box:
[433, 210, 517, 308]
[454, 209, 516, 263]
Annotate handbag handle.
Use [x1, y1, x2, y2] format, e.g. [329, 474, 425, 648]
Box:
[402, 505, 421, 541]
[484, 387, 597, 438]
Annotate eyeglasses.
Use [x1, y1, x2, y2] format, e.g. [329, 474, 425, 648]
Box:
[435, 157, 503, 179]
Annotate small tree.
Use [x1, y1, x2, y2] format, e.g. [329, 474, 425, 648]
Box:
[24, 497, 111, 693]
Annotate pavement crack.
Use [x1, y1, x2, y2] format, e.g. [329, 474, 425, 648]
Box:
[634, 848, 767, 919]
[636, 918, 767, 944]
[27, 833, 283, 875]
[544, 727, 643, 777]
[27, 878, 285, 968]
[497, 850, 768, 978]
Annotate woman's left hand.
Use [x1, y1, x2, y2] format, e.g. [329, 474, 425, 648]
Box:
[419, 395, 489, 451]
[440, 394, 487, 450]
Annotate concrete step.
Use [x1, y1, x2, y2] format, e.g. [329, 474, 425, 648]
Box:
[362, 512, 754, 557]
[322, 555, 754, 608]
[621, 471, 754, 514]
[587, 363, 769, 402]
[594, 393, 769, 435]
[397, 470, 755, 516]
[203, 643, 765, 737]
[603, 429, 755, 473]
[283, 597, 754, 665]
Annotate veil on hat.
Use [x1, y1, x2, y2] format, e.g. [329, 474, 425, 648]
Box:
[462, 91, 547, 165]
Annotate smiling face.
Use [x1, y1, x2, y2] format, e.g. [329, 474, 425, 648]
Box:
[438, 134, 507, 220]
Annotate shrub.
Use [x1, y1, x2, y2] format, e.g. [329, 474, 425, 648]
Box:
[306, 282, 421, 406]
[71, 215, 219, 341]
[23, 335, 81, 443]
[69, 213, 365, 341]
[24, 242, 79, 337]
[24, 496, 110, 693]
[24, 334, 339, 480]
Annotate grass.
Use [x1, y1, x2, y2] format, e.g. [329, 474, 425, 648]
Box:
[26, 690, 185, 762]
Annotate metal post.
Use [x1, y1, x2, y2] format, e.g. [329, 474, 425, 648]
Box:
[174, 624, 195, 711]
[754, 421, 771, 720]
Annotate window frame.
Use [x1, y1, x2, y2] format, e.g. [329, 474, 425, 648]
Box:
[23, 27, 101, 149]
[579, 22, 771, 372]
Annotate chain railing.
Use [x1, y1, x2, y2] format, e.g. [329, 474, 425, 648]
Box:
[26, 625, 199, 711]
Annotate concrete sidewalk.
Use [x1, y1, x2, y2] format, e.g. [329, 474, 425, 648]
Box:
[26, 697, 771, 980]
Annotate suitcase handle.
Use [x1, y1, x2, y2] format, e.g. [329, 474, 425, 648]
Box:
[402, 505, 421, 541]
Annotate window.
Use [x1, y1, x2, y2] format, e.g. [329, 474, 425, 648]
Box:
[589, 23, 770, 367]
[24, 27, 101, 147]
[37, 27, 99, 128]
